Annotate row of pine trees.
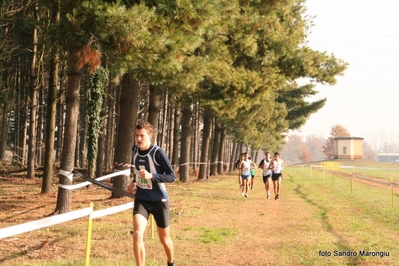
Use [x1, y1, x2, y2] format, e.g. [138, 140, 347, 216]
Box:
[0, 0, 347, 213]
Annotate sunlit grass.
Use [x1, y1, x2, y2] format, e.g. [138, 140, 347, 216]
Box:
[198, 227, 235, 243]
[285, 167, 399, 263]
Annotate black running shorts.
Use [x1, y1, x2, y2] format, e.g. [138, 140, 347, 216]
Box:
[133, 199, 171, 228]
[262, 174, 271, 183]
[271, 172, 282, 181]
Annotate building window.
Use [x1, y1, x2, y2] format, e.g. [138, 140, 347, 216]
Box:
[343, 146, 347, 154]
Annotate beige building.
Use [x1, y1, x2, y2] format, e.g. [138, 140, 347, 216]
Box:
[334, 137, 364, 160]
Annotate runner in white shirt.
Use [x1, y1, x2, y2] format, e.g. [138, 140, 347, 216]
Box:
[268, 152, 284, 200]
[239, 152, 251, 197]
[258, 152, 272, 199]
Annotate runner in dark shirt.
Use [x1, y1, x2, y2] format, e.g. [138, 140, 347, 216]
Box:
[127, 121, 175, 266]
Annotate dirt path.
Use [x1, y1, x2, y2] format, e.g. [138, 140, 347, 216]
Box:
[168, 174, 333, 266]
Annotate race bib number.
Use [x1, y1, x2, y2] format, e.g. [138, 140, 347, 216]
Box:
[136, 166, 152, 190]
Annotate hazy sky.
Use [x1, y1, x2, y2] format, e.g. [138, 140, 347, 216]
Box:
[293, 0, 399, 139]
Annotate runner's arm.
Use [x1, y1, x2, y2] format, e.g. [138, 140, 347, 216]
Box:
[152, 148, 176, 183]
[268, 160, 274, 170]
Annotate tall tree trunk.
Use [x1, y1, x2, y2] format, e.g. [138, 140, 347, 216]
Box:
[0, 67, 10, 160]
[171, 101, 180, 167]
[192, 102, 200, 173]
[55, 72, 65, 163]
[77, 82, 87, 168]
[87, 68, 106, 179]
[20, 74, 29, 166]
[210, 119, 221, 176]
[159, 89, 168, 150]
[228, 139, 233, 170]
[53, 49, 81, 214]
[104, 86, 116, 171]
[96, 88, 108, 177]
[37, 81, 44, 166]
[230, 141, 238, 172]
[0, 106, 8, 160]
[112, 74, 139, 198]
[147, 84, 160, 144]
[27, 1, 39, 178]
[167, 93, 174, 156]
[254, 151, 259, 163]
[195, 103, 200, 169]
[198, 112, 212, 180]
[13, 69, 21, 165]
[42, 0, 60, 193]
[179, 101, 192, 183]
[217, 128, 225, 174]
[223, 137, 231, 171]
[114, 80, 122, 164]
[240, 143, 245, 155]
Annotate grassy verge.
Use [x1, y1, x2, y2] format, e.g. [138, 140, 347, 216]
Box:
[285, 167, 399, 265]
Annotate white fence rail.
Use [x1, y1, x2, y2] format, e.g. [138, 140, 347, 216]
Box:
[0, 201, 134, 266]
[0, 169, 134, 265]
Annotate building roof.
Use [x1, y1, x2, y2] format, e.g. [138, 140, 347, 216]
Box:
[334, 137, 364, 140]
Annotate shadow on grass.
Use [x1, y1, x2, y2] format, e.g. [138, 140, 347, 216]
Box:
[0, 235, 70, 264]
[0, 204, 53, 223]
[288, 173, 364, 265]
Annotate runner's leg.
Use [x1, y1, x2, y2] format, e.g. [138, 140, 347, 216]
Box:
[133, 214, 148, 266]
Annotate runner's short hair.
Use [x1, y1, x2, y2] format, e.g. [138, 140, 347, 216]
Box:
[135, 121, 153, 135]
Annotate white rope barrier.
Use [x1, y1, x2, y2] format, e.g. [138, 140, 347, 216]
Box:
[114, 161, 230, 168]
[89, 202, 134, 219]
[0, 207, 93, 239]
[59, 169, 74, 181]
[58, 169, 131, 190]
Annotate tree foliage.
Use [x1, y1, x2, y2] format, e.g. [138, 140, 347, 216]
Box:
[323, 124, 350, 159]
[0, 0, 349, 210]
[87, 66, 108, 178]
[305, 134, 325, 161]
